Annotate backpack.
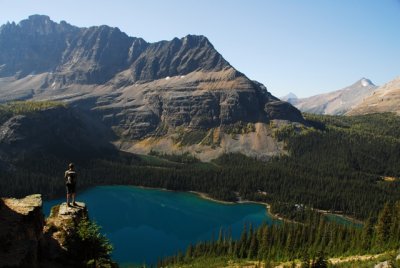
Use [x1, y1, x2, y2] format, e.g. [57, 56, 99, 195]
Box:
[66, 171, 76, 185]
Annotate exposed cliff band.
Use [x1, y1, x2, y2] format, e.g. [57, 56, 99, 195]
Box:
[0, 194, 115, 268]
[0, 15, 304, 161]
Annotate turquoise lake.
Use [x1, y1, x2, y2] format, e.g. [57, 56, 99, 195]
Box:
[43, 186, 274, 266]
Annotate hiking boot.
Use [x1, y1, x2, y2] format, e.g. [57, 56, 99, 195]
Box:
[72, 202, 77, 206]
[67, 203, 71, 207]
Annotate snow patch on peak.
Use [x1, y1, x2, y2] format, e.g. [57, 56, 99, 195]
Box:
[361, 78, 373, 87]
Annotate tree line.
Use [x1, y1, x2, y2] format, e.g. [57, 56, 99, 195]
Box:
[159, 201, 400, 267]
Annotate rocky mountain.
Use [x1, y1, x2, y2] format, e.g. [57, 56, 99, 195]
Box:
[0, 15, 304, 161]
[0, 15, 228, 84]
[347, 76, 400, 115]
[291, 78, 377, 115]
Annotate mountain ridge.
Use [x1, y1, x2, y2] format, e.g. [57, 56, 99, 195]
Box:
[0, 15, 304, 161]
[0, 15, 230, 84]
[289, 78, 378, 115]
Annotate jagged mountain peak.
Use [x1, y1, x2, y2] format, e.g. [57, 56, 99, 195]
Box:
[17, 14, 76, 35]
[0, 15, 73, 36]
[0, 16, 230, 83]
[24, 14, 52, 23]
[182, 34, 211, 46]
[0, 15, 305, 161]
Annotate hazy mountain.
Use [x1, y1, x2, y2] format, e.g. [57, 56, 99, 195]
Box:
[292, 78, 377, 115]
[347, 76, 400, 115]
[280, 92, 298, 103]
[0, 15, 304, 161]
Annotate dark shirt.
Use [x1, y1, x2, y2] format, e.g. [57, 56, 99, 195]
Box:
[64, 170, 77, 185]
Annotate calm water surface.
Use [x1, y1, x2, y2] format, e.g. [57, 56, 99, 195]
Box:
[43, 186, 275, 266]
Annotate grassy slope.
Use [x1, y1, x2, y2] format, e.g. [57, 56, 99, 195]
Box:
[0, 100, 65, 124]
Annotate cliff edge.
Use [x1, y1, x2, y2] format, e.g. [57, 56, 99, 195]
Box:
[0, 194, 115, 268]
[0, 194, 44, 267]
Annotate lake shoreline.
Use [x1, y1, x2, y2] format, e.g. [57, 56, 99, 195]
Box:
[188, 191, 287, 222]
[131, 186, 283, 221]
[134, 186, 361, 225]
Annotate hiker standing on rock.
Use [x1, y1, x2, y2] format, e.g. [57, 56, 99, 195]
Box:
[65, 163, 77, 207]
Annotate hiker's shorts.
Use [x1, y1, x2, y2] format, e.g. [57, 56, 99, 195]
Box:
[66, 183, 76, 194]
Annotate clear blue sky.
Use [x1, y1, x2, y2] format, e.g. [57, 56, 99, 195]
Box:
[0, 0, 399, 97]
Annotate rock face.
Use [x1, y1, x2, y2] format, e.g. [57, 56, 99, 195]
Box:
[0, 15, 227, 84]
[292, 78, 377, 115]
[42, 202, 88, 262]
[0, 15, 305, 160]
[347, 76, 400, 115]
[0, 194, 44, 267]
[0, 194, 107, 268]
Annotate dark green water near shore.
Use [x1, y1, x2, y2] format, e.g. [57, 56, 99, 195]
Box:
[43, 185, 274, 266]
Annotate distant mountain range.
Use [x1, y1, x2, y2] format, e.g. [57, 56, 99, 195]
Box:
[0, 15, 304, 162]
[347, 76, 400, 115]
[287, 78, 378, 115]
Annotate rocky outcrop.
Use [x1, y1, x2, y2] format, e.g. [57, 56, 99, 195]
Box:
[0, 194, 44, 267]
[0, 194, 112, 268]
[42, 202, 88, 263]
[265, 100, 303, 121]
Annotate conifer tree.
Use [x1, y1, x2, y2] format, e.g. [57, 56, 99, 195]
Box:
[248, 232, 258, 259]
[238, 224, 248, 258]
[258, 226, 269, 260]
[185, 244, 193, 261]
[361, 217, 374, 251]
[389, 201, 400, 248]
[376, 203, 393, 248]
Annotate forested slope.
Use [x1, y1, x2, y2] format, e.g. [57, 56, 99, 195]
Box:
[160, 202, 400, 267]
[1, 112, 400, 220]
